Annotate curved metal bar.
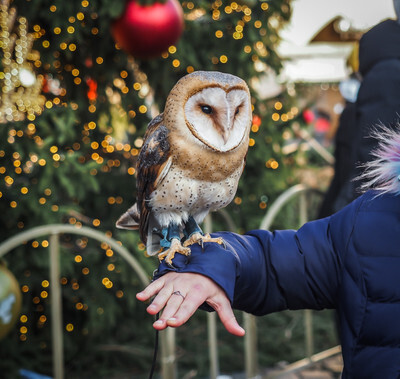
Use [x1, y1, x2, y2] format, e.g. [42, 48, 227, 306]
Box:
[216, 208, 237, 232]
[0, 224, 150, 287]
[260, 184, 323, 230]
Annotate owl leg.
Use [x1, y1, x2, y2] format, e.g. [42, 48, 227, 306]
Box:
[182, 216, 226, 249]
[157, 222, 191, 266]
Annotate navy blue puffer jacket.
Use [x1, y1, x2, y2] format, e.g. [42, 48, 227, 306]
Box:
[156, 190, 400, 378]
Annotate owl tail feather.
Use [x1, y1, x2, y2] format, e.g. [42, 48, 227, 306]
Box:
[146, 214, 164, 256]
[116, 204, 140, 230]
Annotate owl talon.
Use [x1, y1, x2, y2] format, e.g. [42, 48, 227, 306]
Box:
[166, 261, 177, 269]
[158, 238, 191, 266]
[184, 232, 226, 250]
[214, 236, 226, 249]
[183, 232, 202, 247]
[219, 239, 227, 249]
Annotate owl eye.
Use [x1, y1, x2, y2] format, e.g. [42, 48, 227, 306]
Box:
[235, 107, 240, 115]
[200, 105, 213, 114]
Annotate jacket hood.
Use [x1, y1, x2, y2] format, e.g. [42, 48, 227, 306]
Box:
[359, 19, 400, 76]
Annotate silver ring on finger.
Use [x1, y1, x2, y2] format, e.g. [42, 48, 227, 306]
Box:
[172, 290, 185, 300]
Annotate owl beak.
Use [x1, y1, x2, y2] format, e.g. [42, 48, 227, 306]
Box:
[222, 129, 230, 144]
[221, 116, 235, 144]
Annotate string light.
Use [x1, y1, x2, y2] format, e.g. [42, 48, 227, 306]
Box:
[0, 2, 45, 123]
[272, 113, 280, 121]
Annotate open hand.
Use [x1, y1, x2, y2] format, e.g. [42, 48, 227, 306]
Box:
[136, 272, 245, 337]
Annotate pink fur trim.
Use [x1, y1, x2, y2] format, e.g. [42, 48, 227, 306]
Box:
[359, 126, 400, 195]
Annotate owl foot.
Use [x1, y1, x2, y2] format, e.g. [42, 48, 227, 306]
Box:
[183, 232, 226, 250]
[158, 238, 191, 266]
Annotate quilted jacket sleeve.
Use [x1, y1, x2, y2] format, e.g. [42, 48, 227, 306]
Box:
[154, 199, 361, 316]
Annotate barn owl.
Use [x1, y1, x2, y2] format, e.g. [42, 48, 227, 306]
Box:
[116, 71, 252, 265]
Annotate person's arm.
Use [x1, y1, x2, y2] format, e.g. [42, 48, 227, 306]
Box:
[136, 208, 352, 334]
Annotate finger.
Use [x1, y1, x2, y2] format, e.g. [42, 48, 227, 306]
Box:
[136, 277, 166, 302]
[144, 284, 176, 315]
[166, 291, 208, 328]
[152, 290, 187, 331]
[219, 313, 245, 337]
[153, 318, 167, 330]
[211, 298, 245, 337]
[156, 292, 186, 326]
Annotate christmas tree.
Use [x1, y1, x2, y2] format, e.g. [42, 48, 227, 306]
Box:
[0, 0, 308, 377]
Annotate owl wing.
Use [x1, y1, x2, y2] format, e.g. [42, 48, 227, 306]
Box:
[116, 113, 172, 243]
[136, 113, 172, 243]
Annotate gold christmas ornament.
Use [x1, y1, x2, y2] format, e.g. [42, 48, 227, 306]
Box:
[0, 0, 45, 123]
[0, 261, 22, 340]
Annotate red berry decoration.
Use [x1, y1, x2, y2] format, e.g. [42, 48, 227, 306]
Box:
[111, 0, 184, 59]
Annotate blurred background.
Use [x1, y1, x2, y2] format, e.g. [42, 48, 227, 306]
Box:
[0, 0, 395, 378]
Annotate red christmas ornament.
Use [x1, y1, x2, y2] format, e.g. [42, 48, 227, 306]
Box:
[111, 0, 184, 59]
[302, 108, 315, 124]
